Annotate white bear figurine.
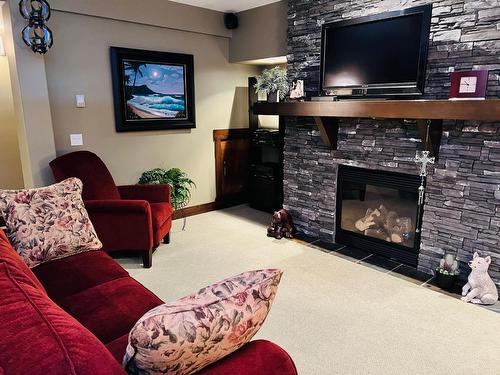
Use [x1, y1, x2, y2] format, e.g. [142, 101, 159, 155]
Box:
[461, 252, 498, 305]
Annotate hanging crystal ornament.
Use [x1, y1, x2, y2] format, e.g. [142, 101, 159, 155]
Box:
[19, 0, 53, 54]
[414, 123, 435, 234]
[415, 150, 435, 178]
[19, 0, 51, 21]
[21, 22, 53, 54]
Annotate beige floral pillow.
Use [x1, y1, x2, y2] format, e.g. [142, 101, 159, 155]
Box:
[0, 178, 102, 268]
[124, 268, 283, 375]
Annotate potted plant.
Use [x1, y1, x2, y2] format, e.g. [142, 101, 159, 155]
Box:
[254, 66, 289, 102]
[139, 168, 196, 230]
[435, 253, 460, 291]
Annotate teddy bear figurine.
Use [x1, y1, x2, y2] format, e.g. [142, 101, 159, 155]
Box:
[267, 209, 294, 240]
[461, 252, 499, 305]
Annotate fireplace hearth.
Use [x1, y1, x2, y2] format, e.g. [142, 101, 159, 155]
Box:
[336, 166, 423, 266]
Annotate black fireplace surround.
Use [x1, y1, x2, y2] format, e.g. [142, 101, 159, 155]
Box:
[336, 166, 424, 266]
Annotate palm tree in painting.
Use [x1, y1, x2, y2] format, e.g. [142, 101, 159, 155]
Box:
[124, 62, 146, 99]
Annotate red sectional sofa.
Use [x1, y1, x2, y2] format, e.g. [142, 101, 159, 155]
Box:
[0, 228, 297, 374]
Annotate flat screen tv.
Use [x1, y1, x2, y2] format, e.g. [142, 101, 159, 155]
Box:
[320, 5, 432, 98]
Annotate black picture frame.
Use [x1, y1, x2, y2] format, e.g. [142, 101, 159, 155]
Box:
[110, 47, 196, 132]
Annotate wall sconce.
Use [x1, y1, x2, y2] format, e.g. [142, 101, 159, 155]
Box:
[19, 0, 53, 54]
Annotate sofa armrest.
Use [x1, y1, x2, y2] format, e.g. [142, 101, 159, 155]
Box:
[118, 185, 171, 204]
[85, 200, 150, 214]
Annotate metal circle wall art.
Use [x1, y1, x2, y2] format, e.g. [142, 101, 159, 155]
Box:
[19, 0, 53, 54]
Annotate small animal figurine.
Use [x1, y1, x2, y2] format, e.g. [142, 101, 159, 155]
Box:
[267, 209, 294, 240]
[461, 252, 499, 305]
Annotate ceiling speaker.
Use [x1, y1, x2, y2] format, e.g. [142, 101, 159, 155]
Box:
[224, 13, 239, 29]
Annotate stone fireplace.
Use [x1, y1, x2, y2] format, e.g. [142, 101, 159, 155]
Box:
[284, 0, 500, 288]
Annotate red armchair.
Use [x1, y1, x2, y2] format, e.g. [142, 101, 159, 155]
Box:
[49, 151, 173, 268]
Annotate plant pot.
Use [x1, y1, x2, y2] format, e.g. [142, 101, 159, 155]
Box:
[267, 91, 279, 103]
[435, 272, 458, 291]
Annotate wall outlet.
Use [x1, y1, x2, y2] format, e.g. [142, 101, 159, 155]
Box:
[70, 133, 83, 146]
[75, 95, 86, 108]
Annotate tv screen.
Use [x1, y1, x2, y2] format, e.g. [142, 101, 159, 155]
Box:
[320, 5, 432, 97]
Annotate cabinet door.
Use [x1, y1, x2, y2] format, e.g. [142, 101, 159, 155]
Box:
[220, 138, 251, 197]
[214, 129, 251, 205]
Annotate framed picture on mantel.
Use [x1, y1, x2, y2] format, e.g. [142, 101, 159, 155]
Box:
[110, 47, 196, 132]
[449, 70, 488, 101]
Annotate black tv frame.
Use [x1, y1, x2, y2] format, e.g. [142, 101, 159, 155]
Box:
[319, 5, 432, 98]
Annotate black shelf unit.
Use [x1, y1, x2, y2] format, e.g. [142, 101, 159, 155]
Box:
[248, 77, 284, 213]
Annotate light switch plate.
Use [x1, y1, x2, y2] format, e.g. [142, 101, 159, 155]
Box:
[75, 94, 86, 108]
[70, 134, 83, 146]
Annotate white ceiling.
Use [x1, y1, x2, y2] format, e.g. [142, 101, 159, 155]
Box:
[169, 0, 281, 13]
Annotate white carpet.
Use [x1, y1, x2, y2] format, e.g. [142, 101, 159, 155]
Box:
[116, 205, 500, 375]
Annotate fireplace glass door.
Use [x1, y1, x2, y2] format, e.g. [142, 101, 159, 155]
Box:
[336, 165, 423, 266]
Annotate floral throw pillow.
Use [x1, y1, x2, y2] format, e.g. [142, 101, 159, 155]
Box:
[0, 178, 102, 268]
[124, 268, 283, 375]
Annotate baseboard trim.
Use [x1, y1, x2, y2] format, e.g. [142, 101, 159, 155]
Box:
[173, 202, 217, 220]
[173, 199, 248, 220]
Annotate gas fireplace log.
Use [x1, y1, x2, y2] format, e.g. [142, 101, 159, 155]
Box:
[355, 205, 412, 244]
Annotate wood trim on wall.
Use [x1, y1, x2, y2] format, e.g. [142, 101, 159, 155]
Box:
[172, 199, 246, 220]
[213, 128, 251, 142]
[253, 100, 500, 121]
[173, 202, 217, 220]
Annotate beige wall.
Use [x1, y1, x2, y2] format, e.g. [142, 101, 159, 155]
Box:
[1, 0, 56, 188]
[45, 10, 259, 206]
[229, 1, 287, 63]
[49, 0, 231, 38]
[0, 4, 23, 189]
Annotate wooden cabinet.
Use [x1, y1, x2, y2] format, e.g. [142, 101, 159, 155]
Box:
[213, 129, 251, 206]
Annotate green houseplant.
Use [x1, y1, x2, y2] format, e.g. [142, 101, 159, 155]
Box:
[254, 66, 289, 102]
[139, 168, 196, 210]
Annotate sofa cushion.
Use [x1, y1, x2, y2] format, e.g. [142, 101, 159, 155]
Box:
[198, 340, 298, 375]
[0, 178, 102, 268]
[56, 276, 163, 344]
[106, 334, 130, 363]
[0, 228, 46, 292]
[150, 202, 173, 231]
[32, 250, 129, 301]
[0, 262, 126, 375]
[124, 269, 282, 375]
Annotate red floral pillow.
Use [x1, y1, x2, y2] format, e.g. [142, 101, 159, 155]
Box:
[124, 269, 283, 375]
[0, 178, 102, 268]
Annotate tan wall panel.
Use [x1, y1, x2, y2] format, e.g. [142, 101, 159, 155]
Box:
[229, 1, 287, 63]
[2, 0, 56, 188]
[49, 0, 231, 38]
[0, 53, 23, 189]
[45, 11, 258, 206]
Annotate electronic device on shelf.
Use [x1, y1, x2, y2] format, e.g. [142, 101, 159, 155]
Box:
[311, 96, 338, 102]
[253, 128, 281, 144]
[320, 4, 432, 99]
[249, 129, 283, 212]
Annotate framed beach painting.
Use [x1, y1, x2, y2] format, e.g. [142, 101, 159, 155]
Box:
[110, 47, 195, 132]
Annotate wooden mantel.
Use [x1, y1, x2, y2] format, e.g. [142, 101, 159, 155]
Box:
[254, 99, 500, 158]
